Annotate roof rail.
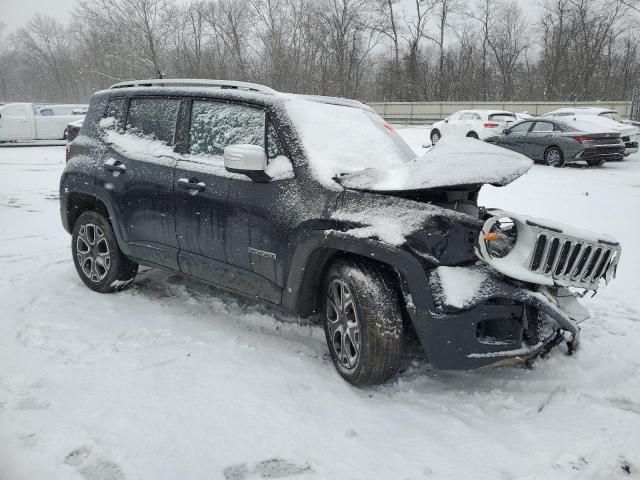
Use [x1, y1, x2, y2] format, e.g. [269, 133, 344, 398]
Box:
[109, 79, 276, 94]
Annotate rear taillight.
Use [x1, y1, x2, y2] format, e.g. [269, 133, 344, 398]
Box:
[65, 143, 72, 162]
[483, 122, 500, 128]
[572, 135, 592, 144]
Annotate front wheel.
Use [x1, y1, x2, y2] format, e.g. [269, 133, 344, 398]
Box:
[544, 147, 565, 167]
[71, 211, 138, 293]
[322, 258, 403, 386]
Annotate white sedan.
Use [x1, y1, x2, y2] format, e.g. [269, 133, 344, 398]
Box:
[429, 110, 517, 145]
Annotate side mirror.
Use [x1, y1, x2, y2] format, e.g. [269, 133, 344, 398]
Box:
[503, 128, 510, 135]
[224, 144, 271, 183]
[444, 118, 449, 123]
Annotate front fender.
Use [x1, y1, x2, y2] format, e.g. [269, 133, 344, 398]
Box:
[281, 229, 433, 314]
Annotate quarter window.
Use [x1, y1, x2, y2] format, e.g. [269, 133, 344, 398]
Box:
[126, 98, 180, 145]
[189, 101, 265, 157]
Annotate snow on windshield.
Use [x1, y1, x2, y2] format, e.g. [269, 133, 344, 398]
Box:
[286, 98, 531, 191]
[284, 98, 415, 188]
[340, 137, 532, 191]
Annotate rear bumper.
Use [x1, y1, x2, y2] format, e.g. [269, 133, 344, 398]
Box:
[406, 266, 580, 370]
[576, 145, 625, 161]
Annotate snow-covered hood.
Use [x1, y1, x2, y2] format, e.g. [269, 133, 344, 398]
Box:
[339, 137, 533, 191]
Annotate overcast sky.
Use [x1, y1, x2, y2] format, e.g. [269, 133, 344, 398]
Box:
[0, 0, 542, 33]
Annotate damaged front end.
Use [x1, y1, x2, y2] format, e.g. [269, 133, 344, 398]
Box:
[411, 210, 621, 369]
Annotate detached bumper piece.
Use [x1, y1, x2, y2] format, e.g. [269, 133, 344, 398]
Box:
[408, 265, 581, 370]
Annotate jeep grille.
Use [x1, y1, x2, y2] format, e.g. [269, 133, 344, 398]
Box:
[528, 228, 620, 290]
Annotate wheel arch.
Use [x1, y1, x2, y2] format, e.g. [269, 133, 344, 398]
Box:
[282, 231, 432, 318]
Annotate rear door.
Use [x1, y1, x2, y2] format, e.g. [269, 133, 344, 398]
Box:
[96, 96, 181, 269]
[525, 121, 556, 160]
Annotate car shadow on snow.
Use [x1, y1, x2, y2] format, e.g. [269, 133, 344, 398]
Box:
[125, 268, 555, 393]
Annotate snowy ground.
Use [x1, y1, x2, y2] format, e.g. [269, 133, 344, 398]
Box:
[1, 133, 639, 480]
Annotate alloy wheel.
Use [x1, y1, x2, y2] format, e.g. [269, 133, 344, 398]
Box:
[546, 148, 562, 166]
[76, 223, 111, 283]
[326, 278, 361, 370]
[431, 131, 441, 145]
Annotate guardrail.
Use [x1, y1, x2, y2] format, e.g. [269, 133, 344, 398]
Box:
[369, 101, 631, 125]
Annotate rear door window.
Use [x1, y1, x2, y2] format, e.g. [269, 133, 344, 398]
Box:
[510, 122, 533, 133]
[531, 121, 554, 132]
[189, 100, 265, 157]
[126, 97, 180, 145]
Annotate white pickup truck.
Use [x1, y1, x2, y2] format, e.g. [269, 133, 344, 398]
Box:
[0, 103, 87, 142]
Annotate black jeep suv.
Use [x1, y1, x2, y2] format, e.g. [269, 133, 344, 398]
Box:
[61, 79, 621, 385]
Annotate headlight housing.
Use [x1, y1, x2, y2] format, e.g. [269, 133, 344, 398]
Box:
[483, 216, 517, 258]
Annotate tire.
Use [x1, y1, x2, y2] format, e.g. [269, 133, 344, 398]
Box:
[544, 146, 565, 167]
[430, 129, 441, 145]
[63, 128, 68, 140]
[71, 211, 138, 293]
[587, 158, 606, 167]
[322, 258, 403, 386]
[466, 131, 479, 139]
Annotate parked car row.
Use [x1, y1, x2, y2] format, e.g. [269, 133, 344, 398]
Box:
[430, 107, 639, 167]
[0, 102, 87, 142]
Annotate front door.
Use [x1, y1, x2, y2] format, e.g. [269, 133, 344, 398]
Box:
[174, 98, 292, 304]
[96, 96, 181, 269]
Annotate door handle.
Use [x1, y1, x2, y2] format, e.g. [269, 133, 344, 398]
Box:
[177, 177, 206, 192]
[104, 158, 126, 173]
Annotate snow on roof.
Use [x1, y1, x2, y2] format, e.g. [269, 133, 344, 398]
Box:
[558, 115, 637, 135]
[339, 137, 532, 191]
[547, 107, 618, 115]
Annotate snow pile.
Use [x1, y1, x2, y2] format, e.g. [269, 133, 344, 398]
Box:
[104, 130, 294, 181]
[340, 137, 533, 191]
[430, 265, 495, 309]
[264, 155, 294, 180]
[104, 129, 176, 161]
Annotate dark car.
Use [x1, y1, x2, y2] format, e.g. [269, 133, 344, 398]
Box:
[485, 118, 625, 167]
[60, 79, 621, 385]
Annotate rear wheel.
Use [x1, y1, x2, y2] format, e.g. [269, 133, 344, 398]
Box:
[587, 158, 606, 167]
[466, 131, 479, 139]
[71, 211, 138, 293]
[322, 258, 403, 386]
[430, 129, 441, 145]
[544, 147, 565, 167]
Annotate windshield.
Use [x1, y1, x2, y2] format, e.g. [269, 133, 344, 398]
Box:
[600, 111, 622, 122]
[285, 98, 415, 188]
[489, 113, 516, 122]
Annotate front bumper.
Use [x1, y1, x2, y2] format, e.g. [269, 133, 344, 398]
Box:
[407, 265, 581, 370]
